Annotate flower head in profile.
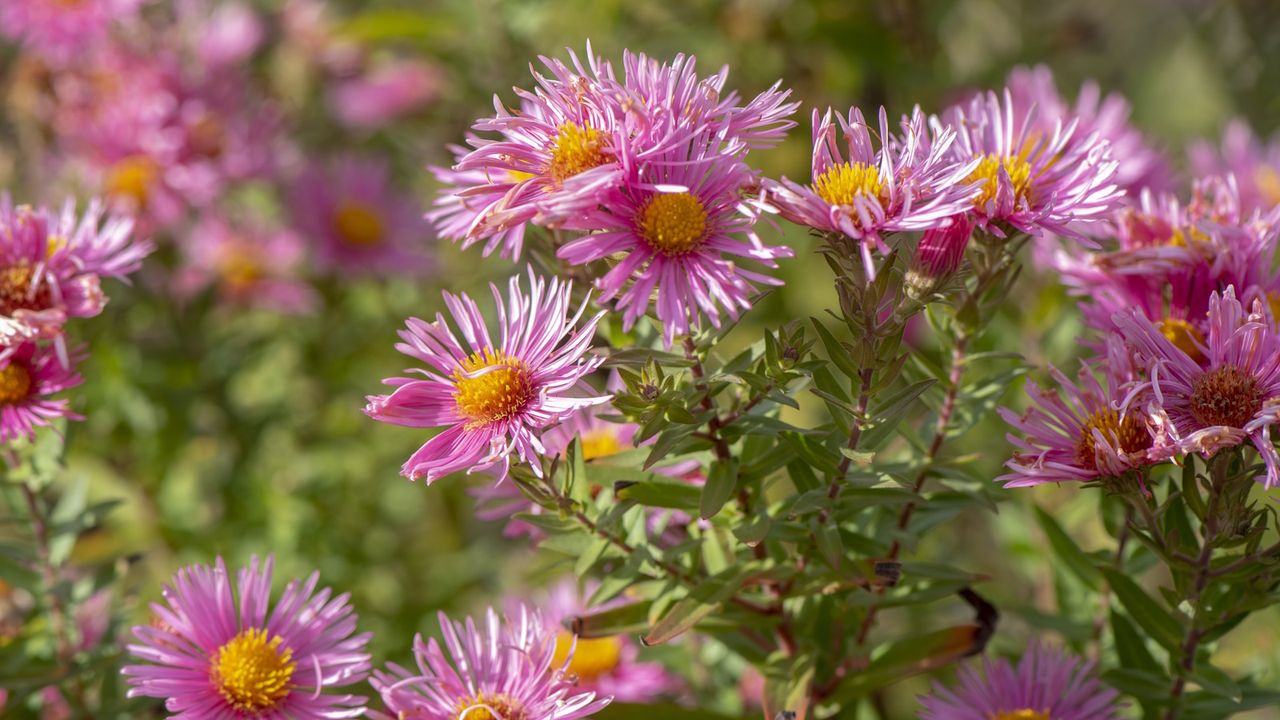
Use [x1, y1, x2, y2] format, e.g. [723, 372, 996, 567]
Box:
[918, 643, 1123, 720]
[369, 604, 610, 720]
[1114, 286, 1280, 487]
[123, 555, 371, 719]
[1006, 65, 1169, 195]
[1190, 119, 1280, 214]
[765, 106, 977, 278]
[0, 196, 150, 352]
[937, 88, 1124, 238]
[365, 269, 608, 483]
[176, 211, 316, 314]
[999, 339, 1167, 488]
[557, 139, 791, 347]
[0, 342, 83, 443]
[290, 155, 431, 275]
[535, 579, 678, 703]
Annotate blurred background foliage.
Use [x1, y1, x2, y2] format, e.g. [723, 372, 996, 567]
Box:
[4, 0, 1280, 716]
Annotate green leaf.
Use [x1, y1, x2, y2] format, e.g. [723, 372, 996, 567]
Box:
[1034, 506, 1101, 591]
[1110, 610, 1160, 673]
[861, 378, 937, 449]
[699, 459, 739, 520]
[566, 600, 653, 638]
[1099, 567, 1184, 652]
[642, 567, 747, 645]
[732, 512, 771, 546]
[613, 478, 701, 510]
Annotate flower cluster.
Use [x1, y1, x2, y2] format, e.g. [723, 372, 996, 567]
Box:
[0, 195, 149, 442]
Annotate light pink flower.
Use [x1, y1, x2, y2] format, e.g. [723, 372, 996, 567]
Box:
[0, 0, 141, 63]
[1190, 119, 1280, 214]
[330, 60, 441, 129]
[176, 211, 317, 314]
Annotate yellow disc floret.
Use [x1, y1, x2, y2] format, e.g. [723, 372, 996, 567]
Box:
[990, 711, 1050, 720]
[552, 631, 623, 682]
[455, 692, 527, 720]
[813, 161, 884, 207]
[1159, 318, 1206, 364]
[211, 628, 296, 713]
[580, 428, 624, 460]
[967, 154, 1033, 208]
[106, 155, 159, 210]
[638, 192, 707, 256]
[1076, 409, 1152, 470]
[547, 123, 610, 184]
[332, 201, 385, 247]
[453, 349, 536, 429]
[0, 261, 49, 315]
[0, 363, 32, 405]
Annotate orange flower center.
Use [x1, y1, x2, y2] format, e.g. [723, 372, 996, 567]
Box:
[1159, 318, 1206, 363]
[106, 156, 159, 210]
[638, 192, 707, 256]
[1076, 409, 1152, 470]
[0, 363, 32, 405]
[0, 261, 52, 316]
[211, 628, 295, 713]
[990, 711, 1049, 720]
[1189, 365, 1263, 429]
[452, 349, 535, 429]
[332, 201, 385, 247]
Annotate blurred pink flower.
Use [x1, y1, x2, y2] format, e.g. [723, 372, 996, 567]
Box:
[181, 0, 265, 69]
[0, 0, 141, 63]
[176, 211, 317, 314]
[289, 155, 431, 275]
[330, 60, 441, 129]
[1190, 120, 1280, 215]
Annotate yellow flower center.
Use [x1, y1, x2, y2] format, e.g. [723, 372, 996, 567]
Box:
[211, 628, 296, 714]
[638, 192, 707, 256]
[1159, 318, 1205, 364]
[547, 123, 609, 184]
[332, 201, 385, 247]
[1076, 409, 1152, 470]
[452, 349, 535, 429]
[455, 692, 527, 720]
[0, 363, 32, 405]
[552, 631, 623, 682]
[580, 428, 624, 460]
[217, 247, 264, 290]
[106, 156, 158, 209]
[1189, 365, 1263, 429]
[508, 169, 537, 183]
[967, 154, 1033, 208]
[990, 711, 1049, 720]
[0, 261, 50, 316]
[813, 161, 884, 208]
[1255, 166, 1280, 207]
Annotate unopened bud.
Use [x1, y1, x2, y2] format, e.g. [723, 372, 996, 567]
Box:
[906, 218, 973, 300]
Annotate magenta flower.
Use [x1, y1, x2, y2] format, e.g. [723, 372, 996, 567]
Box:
[122, 555, 371, 719]
[535, 579, 679, 703]
[0, 342, 83, 443]
[1006, 65, 1169, 195]
[290, 155, 430, 275]
[937, 88, 1124, 238]
[429, 142, 533, 259]
[369, 604, 610, 720]
[329, 60, 441, 129]
[365, 269, 608, 483]
[918, 643, 1123, 720]
[999, 344, 1167, 488]
[1114, 287, 1280, 487]
[1190, 119, 1280, 214]
[0, 0, 140, 62]
[764, 106, 977, 278]
[0, 195, 150, 349]
[558, 141, 791, 347]
[176, 211, 317, 314]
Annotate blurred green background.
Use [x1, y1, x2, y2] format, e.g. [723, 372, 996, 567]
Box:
[24, 0, 1279, 716]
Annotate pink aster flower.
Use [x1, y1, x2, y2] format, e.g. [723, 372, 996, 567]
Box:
[329, 60, 441, 129]
[0, 195, 150, 352]
[936, 88, 1124, 239]
[365, 269, 608, 483]
[0, 342, 83, 443]
[918, 643, 1123, 720]
[999, 341, 1167, 488]
[1114, 287, 1280, 487]
[428, 141, 532, 259]
[557, 140, 791, 347]
[122, 555, 372, 719]
[0, 0, 141, 63]
[1190, 119, 1280, 214]
[176, 211, 317, 314]
[1006, 65, 1169, 195]
[368, 604, 610, 720]
[764, 106, 978, 278]
[533, 579, 678, 703]
[289, 155, 431, 275]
